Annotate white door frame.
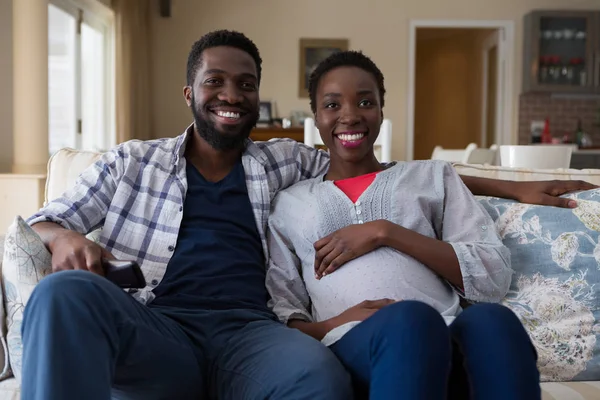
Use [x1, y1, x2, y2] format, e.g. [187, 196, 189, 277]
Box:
[406, 20, 514, 161]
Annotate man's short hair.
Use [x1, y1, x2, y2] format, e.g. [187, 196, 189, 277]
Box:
[186, 30, 262, 86]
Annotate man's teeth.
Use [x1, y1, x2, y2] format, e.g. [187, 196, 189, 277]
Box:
[216, 111, 240, 119]
[337, 133, 365, 141]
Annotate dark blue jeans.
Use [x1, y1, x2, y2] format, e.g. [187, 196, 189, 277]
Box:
[330, 301, 540, 400]
[21, 270, 353, 400]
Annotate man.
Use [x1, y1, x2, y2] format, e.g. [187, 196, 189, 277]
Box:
[21, 30, 594, 400]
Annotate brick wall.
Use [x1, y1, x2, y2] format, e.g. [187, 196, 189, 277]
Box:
[518, 93, 600, 144]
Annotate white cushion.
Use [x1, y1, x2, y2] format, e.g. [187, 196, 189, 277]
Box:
[45, 148, 103, 204]
[0, 377, 20, 399]
[1, 216, 52, 383]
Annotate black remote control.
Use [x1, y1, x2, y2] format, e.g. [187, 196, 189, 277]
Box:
[103, 260, 146, 289]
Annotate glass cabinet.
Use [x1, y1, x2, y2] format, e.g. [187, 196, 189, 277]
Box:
[523, 10, 599, 94]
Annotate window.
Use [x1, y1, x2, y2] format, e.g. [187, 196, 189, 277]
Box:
[48, 0, 115, 155]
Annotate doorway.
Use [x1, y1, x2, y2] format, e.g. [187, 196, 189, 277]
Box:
[482, 31, 499, 148]
[406, 21, 514, 161]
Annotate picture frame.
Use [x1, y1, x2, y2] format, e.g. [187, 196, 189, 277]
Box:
[298, 38, 349, 98]
[258, 101, 273, 124]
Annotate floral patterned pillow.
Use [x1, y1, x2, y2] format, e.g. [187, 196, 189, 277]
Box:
[1, 216, 52, 383]
[478, 189, 600, 382]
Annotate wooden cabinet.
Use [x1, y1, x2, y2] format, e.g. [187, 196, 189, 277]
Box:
[523, 10, 600, 94]
[250, 127, 304, 143]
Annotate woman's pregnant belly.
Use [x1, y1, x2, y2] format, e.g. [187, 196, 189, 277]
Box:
[303, 247, 460, 322]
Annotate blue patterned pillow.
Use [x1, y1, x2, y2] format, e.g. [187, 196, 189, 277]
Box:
[478, 189, 600, 382]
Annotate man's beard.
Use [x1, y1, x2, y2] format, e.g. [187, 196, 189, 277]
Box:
[191, 95, 259, 151]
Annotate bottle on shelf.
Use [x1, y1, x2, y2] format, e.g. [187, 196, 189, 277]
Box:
[574, 118, 592, 148]
[541, 118, 552, 144]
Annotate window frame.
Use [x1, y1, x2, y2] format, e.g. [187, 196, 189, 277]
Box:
[48, 0, 115, 153]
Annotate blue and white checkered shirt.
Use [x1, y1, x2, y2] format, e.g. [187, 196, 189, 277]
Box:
[27, 127, 330, 303]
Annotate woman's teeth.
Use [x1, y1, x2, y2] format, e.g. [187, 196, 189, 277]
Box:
[337, 133, 365, 141]
[216, 111, 240, 119]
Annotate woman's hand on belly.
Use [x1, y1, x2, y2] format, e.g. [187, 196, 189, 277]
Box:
[314, 220, 389, 279]
[289, 298, 396, 341]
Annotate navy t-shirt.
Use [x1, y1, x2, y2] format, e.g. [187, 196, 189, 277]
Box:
[151, 160, 269, 312]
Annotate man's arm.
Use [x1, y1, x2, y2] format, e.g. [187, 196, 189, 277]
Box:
[32, 222, 79, 253]
[294, 142, 330, 180]
[460, 175, 597, 208]
[27, 148, 124, 272]
[31, 221, 115, 274]
[266, 139, 330, 191]
[28, 147, 123, 248]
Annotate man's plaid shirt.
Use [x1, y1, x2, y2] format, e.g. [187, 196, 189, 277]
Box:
[28, 127, 330, 303]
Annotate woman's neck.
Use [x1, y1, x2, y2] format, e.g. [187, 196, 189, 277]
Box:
[325, 154, 384, 181]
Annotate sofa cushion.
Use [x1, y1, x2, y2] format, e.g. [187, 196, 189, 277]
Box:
[0, 379, 589, 400]
[541, 381, 600, 399]
[1, 216, 52, 383]
[479, 189, 600, 382]
[45, 148, 102, 204]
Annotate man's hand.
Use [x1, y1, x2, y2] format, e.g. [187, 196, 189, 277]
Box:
[49, 230, 115, 275]
[513, 180, 598, 208]
[314, 221, 388, 279]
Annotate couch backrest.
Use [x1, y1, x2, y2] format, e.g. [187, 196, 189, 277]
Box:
[43, 149, 600, 204]
[45, 148, 103, 204]
[453, 163, 600, 186]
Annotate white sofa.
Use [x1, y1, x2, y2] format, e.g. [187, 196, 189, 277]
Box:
[1, 148, 600, 399]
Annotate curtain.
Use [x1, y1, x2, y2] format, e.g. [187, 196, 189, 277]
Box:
[113, 0, 152, 143]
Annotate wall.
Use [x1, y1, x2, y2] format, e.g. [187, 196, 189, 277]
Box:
[518, 94, 600, 144]
[149, 0, 600, 161]
[0, 174, 46, 232]
[0, 0, 13, 172]
[413, 28, 494, 160]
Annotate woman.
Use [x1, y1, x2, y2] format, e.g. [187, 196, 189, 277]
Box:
[266, 50, 540, 400]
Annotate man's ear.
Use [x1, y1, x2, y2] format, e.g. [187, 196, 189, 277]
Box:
[183, 86, 192, 107]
